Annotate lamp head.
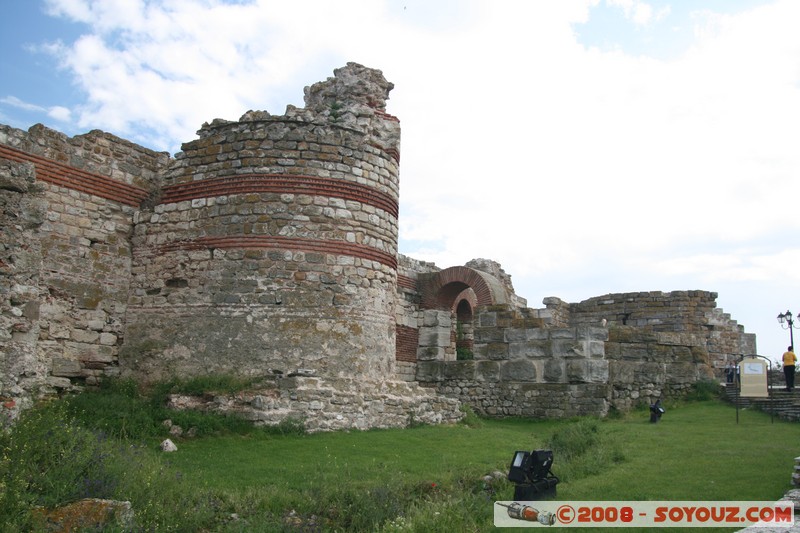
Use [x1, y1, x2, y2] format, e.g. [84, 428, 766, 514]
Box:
[508, 449, 554, 483]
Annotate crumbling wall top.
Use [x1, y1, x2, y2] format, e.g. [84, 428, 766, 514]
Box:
[197, 63, 400, 155]
[304, 62, 394, 114]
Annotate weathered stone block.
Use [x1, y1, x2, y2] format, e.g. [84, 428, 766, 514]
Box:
[608, 361, 634, 383]
[416, 346, 444, 361]
[544, 359, 565, 382]
[483, 342, 509, 360]
[51, 358, 82, 377]
[549, 328, 577, 340]
[501, 360, 536, 382]
[577, 326, 608, 341]
[508, 340, 549, 358]
[99, 333, 118, 346]
[668, 362, 701, 383]
[418, 327, 451, 348]
[66, 342, 115, 363]
[526, 328, 549, 340]
[422, 309, 450, 327]
[475, 360, 500, 382]
[475, 327, 505, 343]
[479, 312, 497, 327]
[552, 339, 585, 358]
[504, 328, 528, 342]
[588, 341, 605, 358]
[416, 361, 444, 382]
[618, 343, 650, 359]
[587, 360, 609, 382]
[443, 360, 475, 380]
[633, 362, 667, 384]
[566, 360, 609, 383]
[45, 376, 73, 389]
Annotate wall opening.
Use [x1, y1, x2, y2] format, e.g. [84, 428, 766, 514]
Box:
[455, 298, 474, 360]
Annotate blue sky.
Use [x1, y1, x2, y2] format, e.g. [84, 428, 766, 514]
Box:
[2, 0, 799, 363]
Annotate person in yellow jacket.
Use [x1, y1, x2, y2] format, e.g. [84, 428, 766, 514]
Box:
[782, 346, 797, 391]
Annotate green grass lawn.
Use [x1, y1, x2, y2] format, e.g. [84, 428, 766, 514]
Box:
[2, 386, 798, 532]
[165, 416, 561, 492]
[167, 402, 794, 502]
[159, 401, 797, 531]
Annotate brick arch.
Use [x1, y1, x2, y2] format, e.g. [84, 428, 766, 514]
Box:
[420, 266, 507, 310]
[454, 287, 477, 316]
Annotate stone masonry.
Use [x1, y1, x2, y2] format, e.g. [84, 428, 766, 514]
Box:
[0, 63, 755, 428]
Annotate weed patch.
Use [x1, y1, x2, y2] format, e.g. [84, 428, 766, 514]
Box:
[63, 377, 259, 441]
[686, 378, 725, 401]
[0, 401, 216, 531]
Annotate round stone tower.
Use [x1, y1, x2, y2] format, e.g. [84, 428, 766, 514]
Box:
[123, 63, 401, 382]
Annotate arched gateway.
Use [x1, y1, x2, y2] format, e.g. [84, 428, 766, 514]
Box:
[415, 266, 512, 362]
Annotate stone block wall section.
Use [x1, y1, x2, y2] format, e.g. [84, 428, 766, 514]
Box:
[166, 376, 462, 433]
[417, 306, 613, 418]
[395, 254, 439, 381]
[568, 291, 756, 364]
[408, 289, 755, 417]
[1, 159, 48, 421]
[0, 125, 169, 422]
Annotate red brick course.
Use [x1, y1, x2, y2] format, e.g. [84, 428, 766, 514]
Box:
[160, 173, 398, 218]
[0, 144, 148, 207]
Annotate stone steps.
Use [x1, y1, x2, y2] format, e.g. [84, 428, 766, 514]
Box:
[723, 383, 800, 421]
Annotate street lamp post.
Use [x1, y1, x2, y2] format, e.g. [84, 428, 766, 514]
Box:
[777, 310, 798, 349]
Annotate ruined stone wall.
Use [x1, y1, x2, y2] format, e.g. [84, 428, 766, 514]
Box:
[0, 64, 466, 430]
[166, 376, 462, 432]
[395, 254, 439, 381]
[417, 305, 612, 417]
[568, 291, 756, 363]
[606, 326, 715, 409]
[122, 63, 403, 382]
[0, 160, 47, 422]
[565, 291, 755, 407]
[0, 125, 168, 423]
[416, 290, 754, 416]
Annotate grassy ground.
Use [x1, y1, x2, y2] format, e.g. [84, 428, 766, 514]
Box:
[1, 379, 797, 532]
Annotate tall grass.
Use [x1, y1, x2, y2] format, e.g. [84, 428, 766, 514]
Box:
[1, 378, 797, 532]
[0, 401, 217, 531]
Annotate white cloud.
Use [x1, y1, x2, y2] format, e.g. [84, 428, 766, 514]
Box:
[607, 0, 670, 26]
[48, 106, 72, 122]
[1, 96, 72, 123]
[1, 96, 43, 112]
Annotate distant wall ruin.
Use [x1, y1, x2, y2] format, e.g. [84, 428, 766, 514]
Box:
[0, 63, 755, 429]
[396, 255, 755, 418]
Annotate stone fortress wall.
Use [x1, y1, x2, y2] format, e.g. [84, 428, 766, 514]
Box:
[0, 63, 755, 429]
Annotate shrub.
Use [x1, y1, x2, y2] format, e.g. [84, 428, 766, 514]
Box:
[686, 379, 723, 402]
[64, 380, 162, 440]
[459, 404, 484, 428]
[161, 374, 261, 396]
[542, 418, 627, 482]
[544, 418, 599, 460]
[456, 347, 474, 360]
[268, 415, 307, 436]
